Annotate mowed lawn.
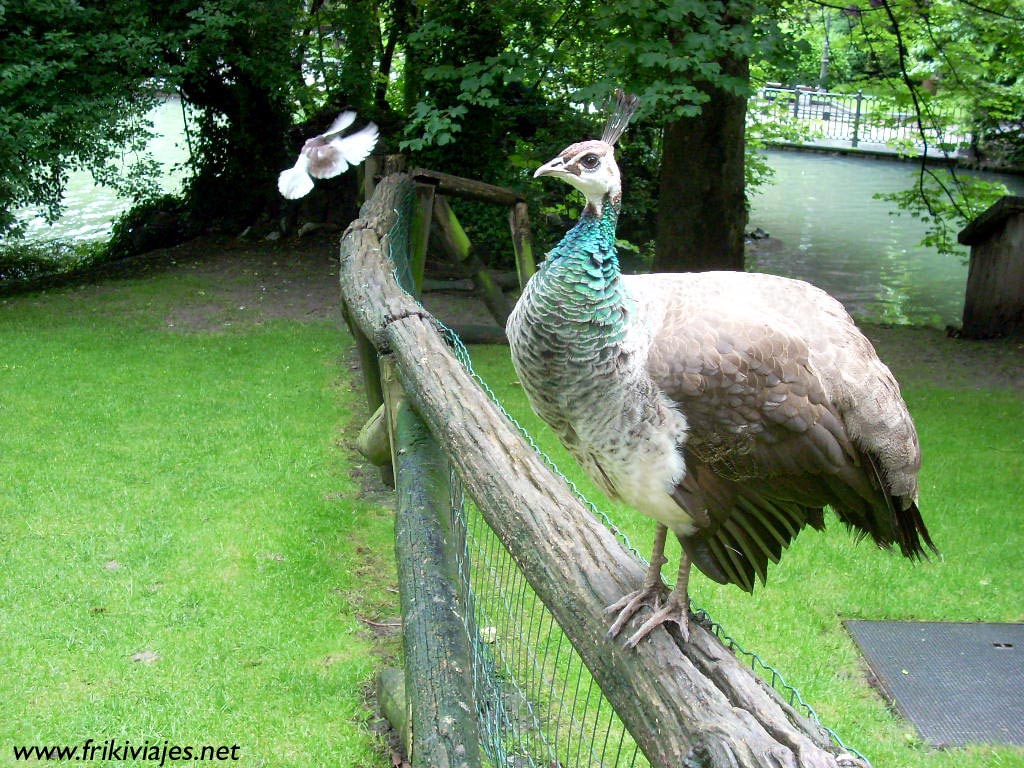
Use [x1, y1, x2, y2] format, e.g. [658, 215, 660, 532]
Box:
[0, 268, 397, 766]
[2, 257, 1022, 768]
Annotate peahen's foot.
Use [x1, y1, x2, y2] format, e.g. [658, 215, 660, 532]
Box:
[604, 581, 666, 640]
[621, 587, 689, 648]
[605, 527, 694, 648]
[605, 524, 670, 643]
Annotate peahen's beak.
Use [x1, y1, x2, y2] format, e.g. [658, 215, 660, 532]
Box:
[534, 156, 573, 179]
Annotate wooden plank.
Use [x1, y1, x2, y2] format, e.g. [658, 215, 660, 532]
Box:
[962, 211, 1024, 338]
[376, 667, 411, 759]
[355, 403, 391, 466]
[508, 200, 536, 289]
[353, 327, 384, 412]
[423, 272, 520, 292]
[957, 195, 1024, 246]
[382, 357, 482, 768]
[431, 196, 513, 327]
[340, 172, 857, 768]
[361, 154, 380, 203]
[407, 183, 434, 296]
[384, 154, 408, 175]
[411, 168, 523, 207]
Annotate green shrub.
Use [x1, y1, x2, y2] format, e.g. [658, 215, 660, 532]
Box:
[106, 194, 189, 261]
[0, 239, 106, 284]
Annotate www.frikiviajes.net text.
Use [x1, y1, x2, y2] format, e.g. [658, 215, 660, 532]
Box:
[12, 740, 240, 765]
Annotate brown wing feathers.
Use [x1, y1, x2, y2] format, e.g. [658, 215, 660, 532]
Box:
[654, 314, 934, 591]
[863, 452, 936, 560]
[676, 455, 826, 592]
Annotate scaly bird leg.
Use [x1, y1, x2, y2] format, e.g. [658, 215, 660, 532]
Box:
[605, 524, 668, 640]
[622, 545, 692, 648]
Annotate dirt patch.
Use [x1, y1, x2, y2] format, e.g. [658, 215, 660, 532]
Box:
[863, 325, 1024, 392]
[74, 233, 1023, 392]
[157, 233, 344, 331]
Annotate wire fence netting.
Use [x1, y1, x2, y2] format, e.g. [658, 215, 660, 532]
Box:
[379, 176, 870, 767]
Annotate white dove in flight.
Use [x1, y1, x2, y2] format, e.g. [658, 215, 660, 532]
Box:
[277, 111, 379, 199]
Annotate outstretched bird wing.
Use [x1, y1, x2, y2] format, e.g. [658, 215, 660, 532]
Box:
[323, 110, 357, 136]
[278, 154, 314, 199]
[628, 271, 933, 591]
[308, 123, 380, 179]
[278, 113, 379, 199]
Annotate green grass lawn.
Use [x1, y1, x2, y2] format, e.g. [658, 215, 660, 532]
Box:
[0, 276, 397, 766]
[466, 344, 1024, 768]
[2, 264, 1022, 768]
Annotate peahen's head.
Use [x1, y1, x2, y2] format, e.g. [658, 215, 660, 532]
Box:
[533, 90, 639, 218]
[534, 140, 621, 216]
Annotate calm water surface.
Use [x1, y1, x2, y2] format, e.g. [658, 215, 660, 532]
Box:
[748, 150, 1024, 327]
[16, 98, 189, 241]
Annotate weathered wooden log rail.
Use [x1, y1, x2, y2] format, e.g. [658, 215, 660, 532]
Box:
[341, 172, 864, 768]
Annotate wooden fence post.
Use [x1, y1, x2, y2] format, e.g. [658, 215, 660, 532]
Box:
[509, 201, 536, 289]
[381, 356, 482, 768]
[431, 196, 514, 326]
[408, 183, 435, 296]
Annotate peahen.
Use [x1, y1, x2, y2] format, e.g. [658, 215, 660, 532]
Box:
[506, 92, 936, 648]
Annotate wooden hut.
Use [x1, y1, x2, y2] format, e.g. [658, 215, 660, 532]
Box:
[957, 195, 1024, 338]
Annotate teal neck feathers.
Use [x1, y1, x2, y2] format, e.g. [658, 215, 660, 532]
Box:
[534, 198, 630, 338]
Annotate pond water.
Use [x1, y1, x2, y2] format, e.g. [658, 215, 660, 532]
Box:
[15, 98, 190, 241]
[748, 149, 1024, 327]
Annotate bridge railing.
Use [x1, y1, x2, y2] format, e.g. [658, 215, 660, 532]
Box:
[751, 85, 971, 153]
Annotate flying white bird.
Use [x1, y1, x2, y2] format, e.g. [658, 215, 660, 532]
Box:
[277, 111, 379, 199]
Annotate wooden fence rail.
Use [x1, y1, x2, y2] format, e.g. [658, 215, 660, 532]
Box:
[340, 172, 862, 768]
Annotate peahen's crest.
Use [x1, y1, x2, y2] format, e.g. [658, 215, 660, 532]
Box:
[600, 89, 640, 146]
[531, 90, 640, 216]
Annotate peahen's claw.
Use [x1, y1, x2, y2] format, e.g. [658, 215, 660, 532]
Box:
[604, 582, 665, 639]
[605, 524, 673, 644]
[621, 588, 689, 648]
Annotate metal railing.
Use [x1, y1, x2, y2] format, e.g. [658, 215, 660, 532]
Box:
[751, 85, 972, 153]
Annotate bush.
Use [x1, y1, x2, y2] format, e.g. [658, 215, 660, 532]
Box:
[0, 195, 188, 294]
[105, 194, 189, 261]
[0, 240, 107, 285]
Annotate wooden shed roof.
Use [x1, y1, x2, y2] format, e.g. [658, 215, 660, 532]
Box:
[958, 195, 1024, 246]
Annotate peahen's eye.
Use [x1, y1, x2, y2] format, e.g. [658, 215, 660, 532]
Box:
[579, 153, 600, 170]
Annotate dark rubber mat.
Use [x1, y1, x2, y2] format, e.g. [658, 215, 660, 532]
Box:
[844, 621, 1024, 748]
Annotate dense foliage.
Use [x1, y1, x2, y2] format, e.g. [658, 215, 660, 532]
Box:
[757, 0, 1024, 160]
[762, 0, 1024, 256]
[0, 1, 162, 236]
[1, 0, 1021, 260]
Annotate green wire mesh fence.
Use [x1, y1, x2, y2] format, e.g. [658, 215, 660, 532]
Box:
[381, 175, 870, 768]
[451, 475, 645, 768]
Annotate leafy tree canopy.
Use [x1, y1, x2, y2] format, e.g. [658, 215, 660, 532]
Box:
[759, 0, 1023, 256]
[1, 0, 1020, 255]
[0, 0, 162, 235]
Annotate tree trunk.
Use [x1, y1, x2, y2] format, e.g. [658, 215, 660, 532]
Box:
[654, 57, 750, 272]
